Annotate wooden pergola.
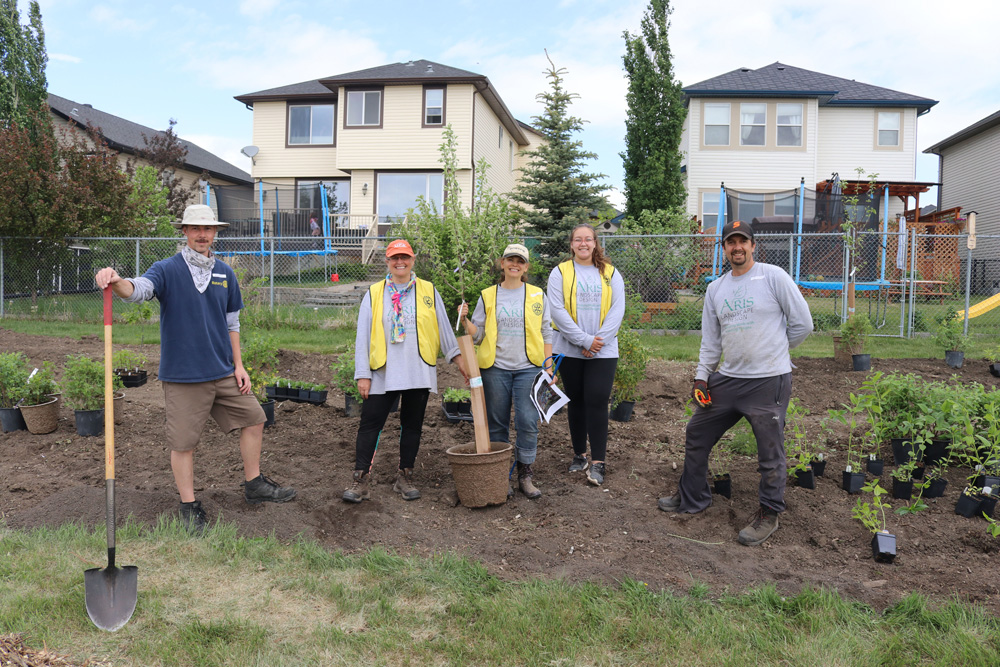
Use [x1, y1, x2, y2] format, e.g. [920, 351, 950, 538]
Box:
[814, 179, 945, 225]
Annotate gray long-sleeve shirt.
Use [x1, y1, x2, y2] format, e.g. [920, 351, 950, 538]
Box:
[354, 282, 461, 395]
[696, 262, 813, 381]
[547, 262, 626, 359]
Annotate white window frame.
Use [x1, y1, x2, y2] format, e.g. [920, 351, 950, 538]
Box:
[288, 104, 335, 145]
[877, 111, 900, 147]
[703, 103, 730, 146]
[702, 191, 720, 231]
[776, 103, 803, 147]
[740, 103, 766, 146]
[346, 90, 382, 127]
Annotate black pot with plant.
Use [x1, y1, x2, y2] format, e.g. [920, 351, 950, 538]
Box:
[332, 353, 364, 418]
[712, 473, 732, 499]
[852, 478, 896, 563]
[441, 387, 473, 423]
[840, 314, 873, 372]
[955, 488, 982, 518]
[0, 352, 32, 432]
[610, 328, 649, 423]
[64, 355, 124, 437]
[934, 316, 968, 369]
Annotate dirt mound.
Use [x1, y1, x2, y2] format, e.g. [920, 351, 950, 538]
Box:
[2, 326, 999, 612]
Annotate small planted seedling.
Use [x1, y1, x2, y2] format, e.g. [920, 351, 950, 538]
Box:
[852, 478, 896, 563]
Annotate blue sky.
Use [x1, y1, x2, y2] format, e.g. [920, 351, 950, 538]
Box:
[32, 0, 1000, 210]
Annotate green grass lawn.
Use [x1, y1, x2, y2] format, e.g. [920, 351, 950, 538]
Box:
[2, 519, 997, 666]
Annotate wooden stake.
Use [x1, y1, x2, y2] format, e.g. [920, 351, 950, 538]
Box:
[456, 335, 490, 453]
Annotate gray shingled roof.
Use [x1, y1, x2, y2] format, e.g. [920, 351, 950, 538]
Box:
[47, 93, 252, 185]
[683, 62, 936, 114]
[233, 78, 335, 104]
[319, 60, 484, 84]
[924, 108, 1000, 154]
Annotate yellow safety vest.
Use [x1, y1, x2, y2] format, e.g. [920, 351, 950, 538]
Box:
[558, 260, 615, 326]
[475, 284, 546, 369]
[368, 278, 440, 369]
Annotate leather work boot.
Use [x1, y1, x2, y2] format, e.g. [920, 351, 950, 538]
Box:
[179, 500, 208, 535]
[392, 468, 421, 500]
[657, 494, 681, 512]
[517, 462, 542, 499]
[342, 470, 371, 503]
[738, 505, 780, 546]
[244, 474, 297, 504]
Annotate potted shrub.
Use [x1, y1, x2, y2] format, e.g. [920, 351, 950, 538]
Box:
[307, 383, 328, 404]
[0, 352, 31, 432]
[840, 314, 873, 371]
[241, 332, 279, 427]
[934, 316, 968, 369]
[955, 485, 983, 518]
[852, 478, 896, 563]
[112, 349, 148, 387]
[785, 398, 816, 489]
[609, 327, 650, 422]
[64, 355, 124, 437]
[890, 454, 919, 500]
[711, 438, 733, 499]
[830, 393, 867, 493]
[246, 364, 277, 427]
[332, 353, 364, 417]
[986, 344, 1000, 378]
[442, 387, 473, 423]
[19, 362, 60, 434]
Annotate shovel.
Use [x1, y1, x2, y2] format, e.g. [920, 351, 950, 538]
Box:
[85, 287, 138, 632]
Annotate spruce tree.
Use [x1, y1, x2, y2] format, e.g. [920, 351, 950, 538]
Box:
[513, 53, 607, 265]
[0, 0, 48, 131]
[621, 0, 687, 220]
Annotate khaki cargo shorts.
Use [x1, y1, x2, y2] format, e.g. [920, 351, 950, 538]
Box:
[162, 375, 266, 452]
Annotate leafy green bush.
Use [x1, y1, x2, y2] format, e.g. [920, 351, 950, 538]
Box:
[63, 355, 122, 411]
[933, 316, 968, 352]
[112, 349, 148, 370]
[442, 387, 471, 403]
[611, 327, 651, 407]
[839, 314, 873, 355]
[331, 353, 363, 403]
[22, 362, 58, 406]
[0, 352, 32, 408]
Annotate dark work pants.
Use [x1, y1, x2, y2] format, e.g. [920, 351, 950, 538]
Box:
[677, 373, 792, 514]
[558, 356, 618, 462]
[354, 388, 430, 471]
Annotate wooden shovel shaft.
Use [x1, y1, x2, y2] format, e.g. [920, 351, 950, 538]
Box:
[103, 288, 115, 481]
[456, 335, 490, 453]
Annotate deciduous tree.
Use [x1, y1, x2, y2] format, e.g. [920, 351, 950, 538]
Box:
[0, 0, 48, 131]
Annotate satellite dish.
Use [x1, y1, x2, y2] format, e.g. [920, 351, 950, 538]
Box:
[240, 145, 259, 158]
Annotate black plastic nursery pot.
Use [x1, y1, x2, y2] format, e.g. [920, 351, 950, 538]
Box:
[812, 459, 827, 477]
[852, 354, 871, 371]
[973, 474, 1000, 491]
[890, 438, 915, 465]
[990, 363, 1000, 378]
[892, 478, 913, 500]
[866, 457, 884, 476]
[115, 369, 148, 388]
[955, 493, 982, 518]
[871, 532, 897, 563]
[74, 409, 104, 437]
[945, 350, 964, 369]
[924, 440, 949, 466]
[609, 401, 635, 423]
[843, 470, 865, 494]
[260, 399, 275, 427]
[442, 400, 474, 424]
[924, 477, 948, 498]
[0, 406, 27, 433]
[792, 466, 816, 490]
[981, 494, 999, 519]
[712, 474, 732, 499]
[344, 395, 362, 418]
[913, 462, 926, 480]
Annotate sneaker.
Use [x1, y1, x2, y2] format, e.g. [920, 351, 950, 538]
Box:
[244, 474, 297, 504]
[738, 505, 780, 546]
[587, 462, 605, 486]
[517, 462, 542, 499]
[392, 468, 421, 500]
[342, 470, 370, 503]
[568, 454, 589, 473]
[179, 500, 207, 535]
[657, 494, 681, 512]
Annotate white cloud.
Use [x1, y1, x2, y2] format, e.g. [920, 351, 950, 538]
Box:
[48, 53, 81, 63]
[239, 0, 280, 18]
[89, 5, 151, 33]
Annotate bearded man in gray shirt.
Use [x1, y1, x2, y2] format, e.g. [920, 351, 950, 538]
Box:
[658, 220, 813, 546]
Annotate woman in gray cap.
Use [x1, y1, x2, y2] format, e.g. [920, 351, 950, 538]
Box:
[458, 243, 553, 498]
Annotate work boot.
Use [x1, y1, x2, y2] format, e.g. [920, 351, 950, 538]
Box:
[244, 473, 297, 504]
[657, 494, 681, 512]
[179, 500, 207, 535]
[738, 505, 780, 546]
[517, 462, 542, 499]
[568, 454, 589, 473]
[587, 461, 606, 486]
[342, 470, 370, 503]
[392, 468, 421, 500]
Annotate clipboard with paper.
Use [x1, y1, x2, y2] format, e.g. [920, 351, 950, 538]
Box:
[531, 355, 569, 424]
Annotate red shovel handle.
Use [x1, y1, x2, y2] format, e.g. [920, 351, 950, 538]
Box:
[104, 286, 113, 326]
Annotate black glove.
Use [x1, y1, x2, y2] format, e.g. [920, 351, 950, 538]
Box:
[692, 380, 712, 408]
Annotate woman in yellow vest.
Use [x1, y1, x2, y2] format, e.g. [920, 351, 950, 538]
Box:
[458, 243, 553, 499]
[547, 224, 625, 487]
[343, 239, 467, 504]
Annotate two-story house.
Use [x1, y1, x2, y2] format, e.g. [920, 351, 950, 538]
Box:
[680, 63, 937, 231]
[234, 60, 544, 231]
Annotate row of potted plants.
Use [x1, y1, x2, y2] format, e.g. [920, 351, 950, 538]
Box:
[265, 379, 328, 405]
[838, 313, 972, 371]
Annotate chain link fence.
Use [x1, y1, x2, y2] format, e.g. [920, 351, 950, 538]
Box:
[3, 231, 998, 340]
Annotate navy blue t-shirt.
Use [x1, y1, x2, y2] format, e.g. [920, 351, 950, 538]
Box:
[143, 254, 244, 383]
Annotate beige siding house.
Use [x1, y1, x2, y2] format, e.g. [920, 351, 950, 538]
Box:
[680, 63, 937, 231]
[234, 60, 543, 230]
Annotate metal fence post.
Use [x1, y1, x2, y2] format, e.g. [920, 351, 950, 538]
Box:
[135, 239, 141, 276]
[908, 228, 917, 338]
[1, 238, 4, 319]
[269, 236, 275, 310]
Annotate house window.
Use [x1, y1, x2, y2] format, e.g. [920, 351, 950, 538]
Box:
[377, 172, 443, 221]
[296, 180, 351, 216]
[423, 87, 444, 126]
[704, 103, 730, 146]
[740, 103, 766, 146]
[776, 103, 803, 147]
[288, 104, 334, 145]
[774, 192, 797, 217]
[346, 90, 382, 127]
[702, 192, 720, 231]
[498, 125, 503, 148]
[509, 140, 514, 171]
[736, 193, 764, 222]
[878, 111, 900, 146]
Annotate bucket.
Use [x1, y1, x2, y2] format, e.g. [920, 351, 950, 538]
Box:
[20, 397, 60, 434]
[74, 409, 104, 437]
[0, 406, 27, 432]
[113, 391, 125, 425]
[446, 441, 513, 508]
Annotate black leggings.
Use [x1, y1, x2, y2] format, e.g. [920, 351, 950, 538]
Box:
[354, 389, 430, 471]
[558, 357, 617, 461]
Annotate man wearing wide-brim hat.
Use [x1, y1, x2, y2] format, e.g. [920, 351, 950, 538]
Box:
[95, 204, 296, 534]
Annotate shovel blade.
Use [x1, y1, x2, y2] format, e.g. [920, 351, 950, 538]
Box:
[85, 564, 138, 632]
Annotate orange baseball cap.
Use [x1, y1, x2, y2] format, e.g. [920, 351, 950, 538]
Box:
[385, 239, 415, 257]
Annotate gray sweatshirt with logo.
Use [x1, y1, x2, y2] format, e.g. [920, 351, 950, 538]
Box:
[696, 262, 813, 381]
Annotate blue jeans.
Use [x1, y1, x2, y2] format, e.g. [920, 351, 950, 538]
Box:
[481, 366, 540, 464]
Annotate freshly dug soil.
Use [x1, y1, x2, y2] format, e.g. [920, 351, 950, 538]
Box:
[2, 326, 999, 612]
